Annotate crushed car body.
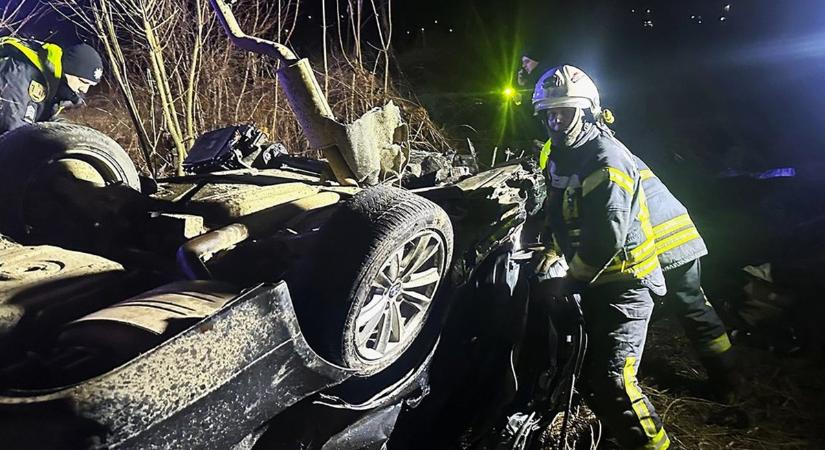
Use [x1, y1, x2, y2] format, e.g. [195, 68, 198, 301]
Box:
[0, 1, 553, 448]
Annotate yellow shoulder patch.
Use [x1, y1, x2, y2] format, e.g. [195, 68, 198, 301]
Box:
[28, 80, 46, 103]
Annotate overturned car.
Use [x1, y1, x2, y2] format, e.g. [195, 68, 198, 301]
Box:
[0, 1, 558, 448]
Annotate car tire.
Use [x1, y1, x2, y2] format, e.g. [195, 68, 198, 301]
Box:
[292, 185, 453, 376]
[0, 123, 140, 239]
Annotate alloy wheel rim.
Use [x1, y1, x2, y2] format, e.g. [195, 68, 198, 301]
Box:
[354, 229, 446, 361]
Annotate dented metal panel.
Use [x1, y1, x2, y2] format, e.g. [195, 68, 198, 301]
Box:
[0, 282, 351, 449]
[70, 280, 238, 335]
[185, 182, 320, 222]
[0, 245, 125, 339]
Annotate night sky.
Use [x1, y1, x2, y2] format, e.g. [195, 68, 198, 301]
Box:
[8, 0, 825, 172]
[383, 0, 825, 170]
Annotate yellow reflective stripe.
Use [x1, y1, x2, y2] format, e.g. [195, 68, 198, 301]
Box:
[582, 169, 608, 197]
[539, 139, 552, 170]
[605, 238, 657, 272]
[600, 252, 660, 283]
[568, 253, 598, 281]
[630, 237, 657, 263]
[638, 188, 655, 238]
[623, 357, 659, 438]
[0, 37, 45, 73]
[569, 229, 581, 237]
[43, 43, 63, 78]
[652, 214, 693, 239]
[703, 333, 732, 355]
[608, 167, 635, 194]
[638, 428, 670, 450]
[582, 167, 635, 197]
[639, 169, 656, 181]
[655, 227, 700, 256]
[632, 254, 661, 278]
[0, 37, 62, 79]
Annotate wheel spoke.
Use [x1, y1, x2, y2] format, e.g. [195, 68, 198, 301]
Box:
[375, 310, 393, 354]
[401, 233, 432, 273]
[386, 248, 403, 280]
[403, 240, 440, 278]
[401, 290, 432, 310]
[375, 271, 394, 289]
[389, 301, 403, 341]
[357, 304, 386, 347]
[356, 293, 388, 329]
[402, 267, 441, 289]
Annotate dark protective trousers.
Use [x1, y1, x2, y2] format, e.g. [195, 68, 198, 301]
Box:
[662, 259, 731, 359]
[580, 283, 670, 450]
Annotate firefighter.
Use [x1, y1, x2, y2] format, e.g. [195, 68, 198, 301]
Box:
[0, 37, 103, 134]
[634, 157, 738, 400]
[533, 65, 670, 450]
[536, 130, 737, 403]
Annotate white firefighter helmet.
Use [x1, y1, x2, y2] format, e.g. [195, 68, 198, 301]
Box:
[532, 65, 602, 119]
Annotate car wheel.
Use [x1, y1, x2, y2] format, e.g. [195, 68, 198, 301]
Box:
[292, 185, 453, 376]
[0, 123, 140, 240]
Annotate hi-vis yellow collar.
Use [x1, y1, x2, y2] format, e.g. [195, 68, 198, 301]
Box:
[539, 139, 552, 171]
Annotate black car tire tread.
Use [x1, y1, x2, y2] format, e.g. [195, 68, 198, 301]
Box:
[0, 123, 140, 238]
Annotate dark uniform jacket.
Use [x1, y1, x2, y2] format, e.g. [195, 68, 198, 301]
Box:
[0, 37, 64, 134]
[546, 123, 666, 295]
[634, 157, 708, 272]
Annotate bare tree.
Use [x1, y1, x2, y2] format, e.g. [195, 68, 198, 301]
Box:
[0, 0, 41, 35]
[46, 0, 449, 174]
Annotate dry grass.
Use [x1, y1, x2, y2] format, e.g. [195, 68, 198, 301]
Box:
[534, 316, 825, 450]
[640, 317, 825, 450]
[64, 54, 452, 176]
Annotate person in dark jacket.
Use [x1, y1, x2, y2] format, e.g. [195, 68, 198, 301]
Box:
[635, 157, 738, 400]
[0, 37, 103, 134]
[534, 65, 670, 450]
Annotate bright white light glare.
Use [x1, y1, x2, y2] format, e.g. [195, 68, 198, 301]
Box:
[720, 16, 727, 22]
[724, 4, 731, 12]
[731, 31, 825, 63]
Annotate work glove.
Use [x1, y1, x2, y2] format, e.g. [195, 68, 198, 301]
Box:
[533, 246, 562, 275]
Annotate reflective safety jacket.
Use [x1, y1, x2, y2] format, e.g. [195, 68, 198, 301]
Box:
[546, 124, 666, 295]
[635, 157, 708, 272]
[0, 37, 64, 133]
